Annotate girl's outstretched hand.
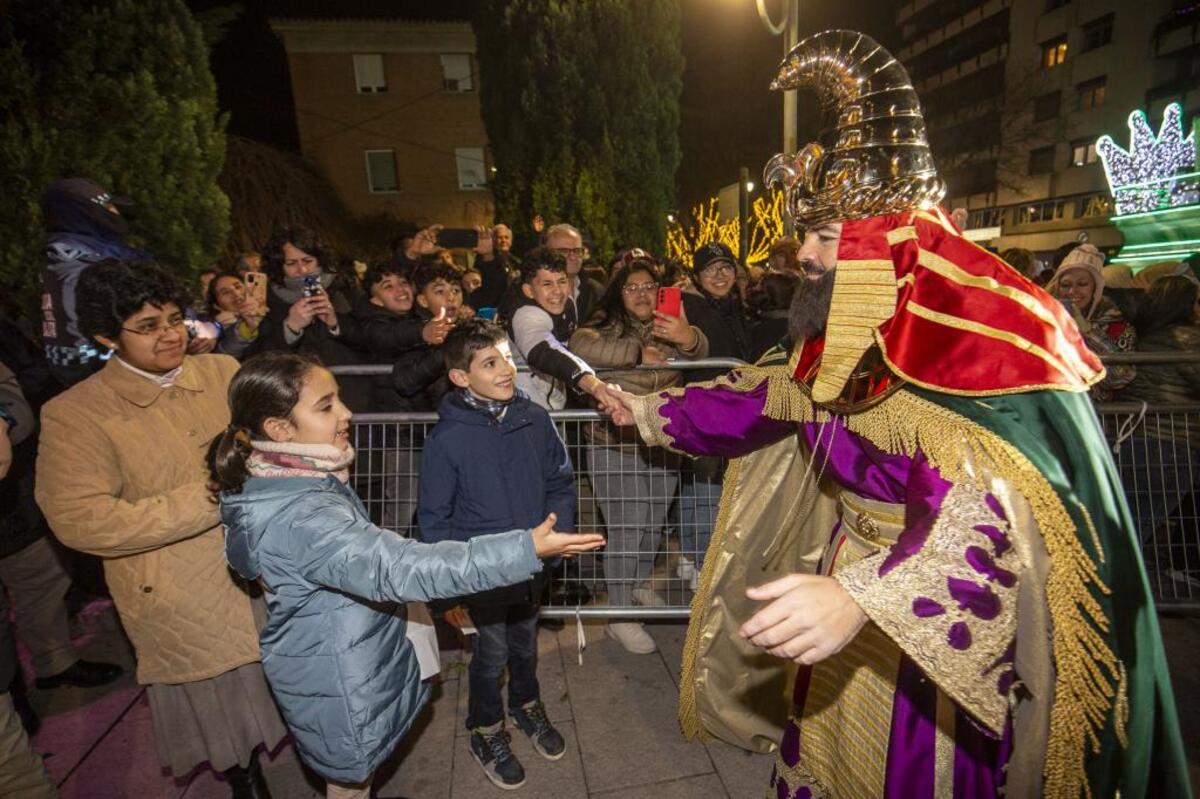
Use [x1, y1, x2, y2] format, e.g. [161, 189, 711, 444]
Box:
[531, 513, 606, 559]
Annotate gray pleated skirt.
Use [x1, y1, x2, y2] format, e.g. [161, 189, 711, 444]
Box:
[147, 662, 288, 777]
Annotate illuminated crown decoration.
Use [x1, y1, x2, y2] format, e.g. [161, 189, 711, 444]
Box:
[1096, 103, 1198, 216]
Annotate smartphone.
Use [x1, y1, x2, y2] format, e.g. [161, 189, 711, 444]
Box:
[656, 286, 682, 317]
[244, 271, 268, 307]
[437, 228, 480, 249]
[302, 274, 324, 297]
[184, 318, 222, 340]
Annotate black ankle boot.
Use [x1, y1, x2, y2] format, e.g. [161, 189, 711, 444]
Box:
[224, 757, 271, 799]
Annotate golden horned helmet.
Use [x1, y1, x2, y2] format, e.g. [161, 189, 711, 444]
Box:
[764, 30, 945, 227]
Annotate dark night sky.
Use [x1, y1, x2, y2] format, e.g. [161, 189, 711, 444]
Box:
[678, 0, 902, 210]
[194, 0, 903, 211]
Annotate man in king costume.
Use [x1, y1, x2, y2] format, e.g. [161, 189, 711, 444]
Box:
[612, 31, 1190, 799]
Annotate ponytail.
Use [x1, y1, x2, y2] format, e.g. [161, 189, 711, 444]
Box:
[207, 424, 256, 494]
[207, 351, 320, 496]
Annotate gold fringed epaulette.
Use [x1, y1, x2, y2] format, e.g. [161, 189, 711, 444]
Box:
[763, 367, 816, 423]
[756, 343, 819, 424]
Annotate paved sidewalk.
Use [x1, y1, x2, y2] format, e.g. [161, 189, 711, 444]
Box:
[22, 603, 1200, 798]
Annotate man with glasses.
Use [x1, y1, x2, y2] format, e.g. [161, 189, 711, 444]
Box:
[544, 223, 604, 326]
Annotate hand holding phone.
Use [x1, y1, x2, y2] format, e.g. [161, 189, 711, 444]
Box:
[244, 271, 268, 307]
[656, 286, 681, 317]
[436, 228, 481, 249]
[653, 287, 696, 349]
[302, 274, 324, 297]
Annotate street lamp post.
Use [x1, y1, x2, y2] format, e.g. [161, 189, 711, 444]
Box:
[755, 0, 800, 234]
[755, 0, 800, 156]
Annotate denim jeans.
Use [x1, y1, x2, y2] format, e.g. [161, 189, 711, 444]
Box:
[464, 600, 540, 729]
[679, 461, 723, 570]
[588, 443, 679, 606]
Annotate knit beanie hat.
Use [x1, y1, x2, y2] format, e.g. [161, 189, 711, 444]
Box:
[1046, 244, 1105, 316]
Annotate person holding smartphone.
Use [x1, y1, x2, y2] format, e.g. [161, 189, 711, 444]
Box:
[250, 226, 372, 411]
[568, 253, 707, 653]
[204, 272, 265, 360]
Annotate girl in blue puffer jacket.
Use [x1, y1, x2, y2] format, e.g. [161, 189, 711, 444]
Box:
[209, 352, 603, 798]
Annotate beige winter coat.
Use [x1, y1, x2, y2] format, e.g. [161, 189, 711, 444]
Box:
[569, 316, 708, 445]
[36, 355, 260, 685]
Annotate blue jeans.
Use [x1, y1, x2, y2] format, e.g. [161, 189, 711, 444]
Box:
[679, 462, 722, 569]
[1116, 435, 1200, 543]
[465, 600, 540, 729]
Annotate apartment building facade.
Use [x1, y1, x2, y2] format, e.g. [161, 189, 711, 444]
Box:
[270, 18, 493, 229]
[898, 0, 1196, 257]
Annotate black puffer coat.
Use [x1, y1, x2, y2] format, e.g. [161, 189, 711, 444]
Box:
[250, 275, 372, 412]
[682, 289, 751, 383]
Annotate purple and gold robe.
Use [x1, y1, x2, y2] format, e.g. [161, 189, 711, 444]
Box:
[634, 367, 1056, 798]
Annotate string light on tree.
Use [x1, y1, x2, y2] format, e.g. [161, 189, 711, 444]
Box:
[666, 190, 785, 268]
[1096, 103, 1198, 216]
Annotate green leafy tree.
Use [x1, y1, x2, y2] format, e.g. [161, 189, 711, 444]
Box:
[0, 0, 229, 317]
[474, 1, 683, 256]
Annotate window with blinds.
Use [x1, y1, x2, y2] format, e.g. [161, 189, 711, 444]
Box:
[441, 54, 473, 92]
[365, 150, 399, 193]
[455, 147, 487, 189]
[353, 54, 387, 93]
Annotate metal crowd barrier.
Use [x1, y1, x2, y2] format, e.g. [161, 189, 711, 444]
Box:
[1097, 402, 1200, 613]
[336, 356, 1200, 616]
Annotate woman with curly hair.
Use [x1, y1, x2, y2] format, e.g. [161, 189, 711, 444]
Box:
[36, 260, 285, 797]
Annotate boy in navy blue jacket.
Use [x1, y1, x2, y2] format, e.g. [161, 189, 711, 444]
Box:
[418, 319, 576, 791]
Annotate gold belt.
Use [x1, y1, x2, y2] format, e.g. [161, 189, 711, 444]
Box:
[829, 491, 904, 573]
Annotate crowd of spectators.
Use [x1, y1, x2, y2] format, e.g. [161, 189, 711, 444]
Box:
[2, 177, 1200, 793]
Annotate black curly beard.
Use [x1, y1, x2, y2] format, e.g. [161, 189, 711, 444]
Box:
[788, 267, 836, 344]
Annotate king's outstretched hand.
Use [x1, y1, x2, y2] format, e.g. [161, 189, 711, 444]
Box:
[740, 574, 867, 665]
[602, 387, 637, 427]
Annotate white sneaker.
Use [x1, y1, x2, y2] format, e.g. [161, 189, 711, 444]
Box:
[675, 557, 697, 580]
[606, 622, 658, 654]
[631, 587, 666, 607]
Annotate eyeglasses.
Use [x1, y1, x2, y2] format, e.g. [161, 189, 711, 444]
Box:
[553, 247, 585, 258]
[622, 282, 659, 295]
[122, 314, 186, 337]
[699, 262, 736, 276]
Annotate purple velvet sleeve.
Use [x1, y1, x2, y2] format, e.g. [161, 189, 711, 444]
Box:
[658, 380, 796, 458]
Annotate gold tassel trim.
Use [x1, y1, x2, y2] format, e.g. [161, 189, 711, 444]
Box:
[839, 391, 1121, 799]
[666, 364, 1118, 797]
[763, 369, 818, 423]
[678, 455, 747, 742]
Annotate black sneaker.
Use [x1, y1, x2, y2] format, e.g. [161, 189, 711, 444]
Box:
[469, 722, 526, 790]
[509, 699, 566, 760]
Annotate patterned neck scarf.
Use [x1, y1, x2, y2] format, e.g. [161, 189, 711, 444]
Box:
[457, 387, 515, 420]
[247, 440, 355, 483]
